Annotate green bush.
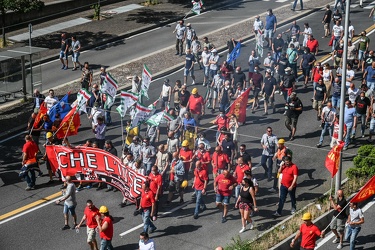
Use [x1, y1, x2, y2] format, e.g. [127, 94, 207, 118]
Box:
[347, 145, 375, 179]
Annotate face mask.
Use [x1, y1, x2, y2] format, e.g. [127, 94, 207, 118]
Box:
[346, 105, 350, 108]
[323, 66, 326, 70]
[151, 171, 157, 175]
[256, 18, 260, 21]
[140, 239, 145, 243]
[142, 142, 146, 146]
[268, 56, 271, 59]
[361, 97, 364, 100]
[267, 12, 270, 15]
[254, 70, 258, 73]
[316, 66, 320, 69]
[220, 114, 224, 117]
[340, 44, 343, 47]
[182, 147, 187, 150]
[199, 148, 204, 151]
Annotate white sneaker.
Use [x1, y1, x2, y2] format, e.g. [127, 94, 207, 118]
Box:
[248, 223, 254, 230]
[192, 81, 195, 85]
[332, 238, 340, 244]
[239, 227, 246, 233]
[337, 243, 343, 249]
[274, 90, 280, 94]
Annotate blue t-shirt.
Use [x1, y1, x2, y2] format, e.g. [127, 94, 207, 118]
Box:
[266, 15, 277, 30]
[185, 54, 196, 69]
[344, 107, 356, 125]
[183, 117, 196, 131]
[44, 120, 53, 130]
[365, 66, 375, 82]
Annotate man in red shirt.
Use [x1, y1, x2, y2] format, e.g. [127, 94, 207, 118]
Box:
[179, 143, 193, 179]
[96, 206, 114, 249]
[148, 166, 162, 219]
[274, 156, 298, 216]
[290, 212, 325, 249]
[214, 169, 237, 223]
[192, 161, 208, 219]
[76, 200, 100, 250]
[194, 143, 211, 171]
[306, 34, 319, 56]
[187, 88, 205, 123]
[22, 135, 39, 190]
[139, 181, 157, 234]
[214, 111, 229, 141]
[212, 146, 231, 179]
[233, 157, 251, 200]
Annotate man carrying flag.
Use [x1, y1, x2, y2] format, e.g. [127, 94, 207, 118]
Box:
[226, 88, 251, 125]
[324, 141, 345, 178]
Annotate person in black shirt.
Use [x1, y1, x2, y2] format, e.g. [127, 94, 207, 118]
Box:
[272, 33, 284, 63]
[285, 92, 303, 141]
[354, 92, 370, 137]
[238, 144, 252, 168]
[251, 66, 263, 113]
[221, 133, 236, 163]
[262, 69, 277, 114]
[300, 47, 316, 87]
[178, 85, 191, 108]
[280, 67, 296, 103]
[329, 190, 347, 249]
[276, 53, 288, 86]
[231, 67, 247, 89]
[322, 4, 332, 38]
[60, 33, 70, 70]
[313, 79, 327, 120]
[332, 40, 344, 68]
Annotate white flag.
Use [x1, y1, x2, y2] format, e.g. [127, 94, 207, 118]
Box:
[101, 73, 118, 98]
[141, 64, 152, 99]
[72, 89, 92, 113]
[131, 102, 154, 128]
[116, 91, 138, 117]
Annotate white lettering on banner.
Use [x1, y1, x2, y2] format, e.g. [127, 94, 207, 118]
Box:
[57, 152, 68, 168]
[104, 156, 115, 172]
[86, 153, 98, 168]
[70, 152, 84, 167]
[133, 176, 143, 195]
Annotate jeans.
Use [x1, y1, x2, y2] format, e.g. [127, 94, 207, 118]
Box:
[261, 154, 274, 180]
[273, 51, 281, 62]
[219, 102, 230, 113]
[25, 169, 36, 187]
[277, 184, 296, 215]
[176, 39, 183, 54]
[293, 0, 303, 9]
[332, 36, 340, 52]
[235, 184, 241, 200]
[332, 95, 340, 108]
[370, 117, 375, 134]
[194, 189, 206, 215]
[354, 113, 366, 136]
[105, 107, 112, 125]
[100, 239, 114, 250]
[367, 81, 375, 90]
[289, 63, 298, 79]
[344, 123, 353, 147]
[142, 208, 156, 233]
[319, 123, 333, 144]
[334, 0, 345, 11]
[345, 226, 361, 250]
[143, 161, 154, 176]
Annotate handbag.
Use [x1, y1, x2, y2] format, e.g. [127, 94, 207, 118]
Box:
[328, 35, 334, 46]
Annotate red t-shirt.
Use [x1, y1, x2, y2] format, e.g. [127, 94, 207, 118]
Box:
[140, 189, 155, 208]
[312, 67, 323, 83]
[148, 173, 162, 195]
[193, 168, 208, 190]
[179, 148, 193, 171]
[333, 121, 347, 139]
[188, 95, 205, 114]
[195, 150, 211, 170]
[215, 116, 229, 131]
[84, 206, 100, 228]
[22, 141, 39, 164]
[281, 164, 298, 188]
[306, 39, 319, 53]
[215, 174, 236, 196]
[212, 152, 230, 173]
[234, 164, 250, 184]
[100, 216, 114, 240]
[300, 223, 321, 249]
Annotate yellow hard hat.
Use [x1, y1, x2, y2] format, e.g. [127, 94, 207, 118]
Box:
[99, 206, 109, 214]
[191, 88, 198, 94]
[278, 138, 285, 144]
[182, 140, 189, 147]
[46, 132, 53, 139]
[302, 212, 312, 221]
[180, 180, 188, 188]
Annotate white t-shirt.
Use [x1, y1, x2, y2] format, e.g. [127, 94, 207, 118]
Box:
[348, 25, 354, 39]
[201, 51, 211, 67]
[349, 208, 364, 228]
[191, 40, 201, 54]
[139, 239, 155, 250]
[253, 20, 264, 32]
[90, 107, 104, 127]
[161, 84, 171, 98]
[332, 25, 343, 37]
[175, 24, 186, 39]
[209, 54, 220, 70]
[346, 70, 355, 87]
[347, 88, 359, 104]
[303, 27, 312, 41]
[44, 95, 58, 111]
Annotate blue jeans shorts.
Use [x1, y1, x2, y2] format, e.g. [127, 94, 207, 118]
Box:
[216, 194, 230, 205]
[63, 204, 76, 215]
[59, 50, 68, 59]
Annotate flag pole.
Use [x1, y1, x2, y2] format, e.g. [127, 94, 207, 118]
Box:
[62, 108, 78, 142]
[322, 202, 350, 232]
[120, 116, 125, 151]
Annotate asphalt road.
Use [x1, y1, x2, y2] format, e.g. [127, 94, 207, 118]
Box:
[1, 2, 375, 250]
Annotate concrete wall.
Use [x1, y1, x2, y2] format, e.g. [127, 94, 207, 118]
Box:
[0, 0, 125, 29]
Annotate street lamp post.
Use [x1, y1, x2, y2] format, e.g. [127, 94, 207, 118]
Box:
[29, 23, 34, 94]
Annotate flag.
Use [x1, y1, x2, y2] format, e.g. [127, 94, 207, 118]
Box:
[49, 93, 71, 122]
[116, 91, 138, 117]
[141, 64, 152, 99]
[163, 112, 174, 122]
[191, 0, 204, 15]
[227, 41, 241, 64]
[351, 176, 375, 203]
[226, 88, 251, 124]
[55, 106, 80, 139]
[145, 111, 164, 126]
[325, 142, 345, 177]
[101, 73, 118, 98]
[103, 94, 115, 109]
[131, 102, 154, 128]
[33, 103, 47, 128]
[73, 89, 92, 113]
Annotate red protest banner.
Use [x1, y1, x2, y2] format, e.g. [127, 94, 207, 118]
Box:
[325, 141, 345, 177]
[351, 176, 375, 203]
[46, 145, 146, 203]
[226, 88, 251, 124]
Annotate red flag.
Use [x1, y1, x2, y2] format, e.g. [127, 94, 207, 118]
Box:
[33, 103, 47, 128]
[226, 88, 251, 123]
[351, 176, 375, 203]
[55, 106, 80, 139]
[325, 142, 345, 177]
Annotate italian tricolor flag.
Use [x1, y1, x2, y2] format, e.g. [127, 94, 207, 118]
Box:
[192, 0, 204, 15]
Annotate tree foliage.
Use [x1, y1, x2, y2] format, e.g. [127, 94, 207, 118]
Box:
[347, 145, 375, 178]
[0, 0, 44, 13]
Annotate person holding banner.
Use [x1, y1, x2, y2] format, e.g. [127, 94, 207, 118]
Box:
[329, 190, 347, 249]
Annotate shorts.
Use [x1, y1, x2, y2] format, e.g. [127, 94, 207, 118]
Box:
[264, 93, 274, 104]
[253, 87, 261, 98]
[63, 204, 76, 216]
[216, 194, 230, 205]
[204, 66, 210, 77]
[239, 202, 253, 211]
[265, 29, 274, 39]
[302, 67, 311, 77]
[285, 116, 298, 128]
[212, 88, 219, 99]
[169, 180, 182, 193]
[358, 50, 366, 61]
[313, 100, 323, 110]
[324, 23, 330, 30]
[72, 52, 80, 62]
[46, 160, 52, 171]
[184, 68, 194, 77]
[330, 217, 345, 232]
[248, 72, 254, 79]
[59, 51, 68, 59]
[87, 227, 97, 242]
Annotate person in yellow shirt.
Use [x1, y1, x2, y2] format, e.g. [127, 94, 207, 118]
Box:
[124, 120, 139, 146]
